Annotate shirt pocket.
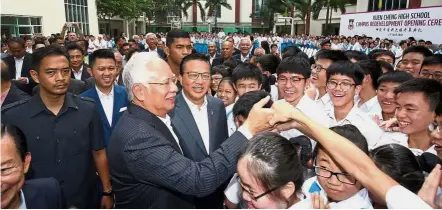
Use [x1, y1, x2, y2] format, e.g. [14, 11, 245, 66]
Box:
[67, 125, 91, 155]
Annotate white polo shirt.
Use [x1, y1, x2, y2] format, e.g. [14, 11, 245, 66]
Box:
[386, 185, 432, 209]
[226, 103, 236, 136]
[376, 132, 437, 156]
[326, 105, 383, 149]
[355, 96, 382, 122]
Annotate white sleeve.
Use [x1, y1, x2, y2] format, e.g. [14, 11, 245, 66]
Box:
[386, 185, 432, 209]
[224, 173, 241, 204]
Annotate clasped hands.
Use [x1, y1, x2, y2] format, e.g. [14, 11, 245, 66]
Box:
[242, 96, 307, 136]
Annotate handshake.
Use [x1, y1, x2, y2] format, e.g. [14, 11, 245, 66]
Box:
[241, 96, 309, 136]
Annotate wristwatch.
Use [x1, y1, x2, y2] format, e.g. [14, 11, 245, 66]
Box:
[102, 189, 114, 196]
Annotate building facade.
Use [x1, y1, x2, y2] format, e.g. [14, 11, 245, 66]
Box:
[1, 0, 99, 37]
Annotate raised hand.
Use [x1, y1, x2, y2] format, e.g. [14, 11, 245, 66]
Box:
[242, 96, 275, 136]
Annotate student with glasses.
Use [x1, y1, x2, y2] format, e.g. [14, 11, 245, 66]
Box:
[430, 102, 442, 160]
[324, 60, 383, 149]
[419, 55, 442, 84]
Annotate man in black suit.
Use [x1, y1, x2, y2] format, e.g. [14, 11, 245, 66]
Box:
[107, 52, 273, 208]
[206, 42, 220, 66]
[171, 54, 229, 208]
[3, 37, 34, 94]
[212, 41, 235, 67]
[1, 124, 65, 209]
[1, 60, 29, 106]
[233, 38, 253, 62]
[144, 33, 167, 59]
[33, 78, 89, 95]
[66, 43, 91, 82]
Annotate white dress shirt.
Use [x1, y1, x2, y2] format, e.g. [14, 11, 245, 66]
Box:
[386, 185, 431, 209]
[182, 92, 211, 154]
[226, 103, 236, 136]
[14, 57, 24, 79]
[96, 86, 114, 126]
[19, 189, 27, 209]
[209, 53, 217, 65]
[157, 115, 183, 153]
[240, 53, 250, 62]
[326, 105, 383, 149]
[72, 68, 83, 80]
[280, 95, 330, 149]
[355, 96, 382, 121]
[314, 89, 333, 111]
[376, 132, 437, 156]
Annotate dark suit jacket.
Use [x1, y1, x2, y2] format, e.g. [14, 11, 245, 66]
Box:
[143, 48, 167, 60]
[22, 177, 65, 209]
[70, 65, 91, 82]
[233, 53, 252, 62]
[107, 103, 247, 208]
[3, 53, 35, 94]
[2, 82, 30, 106]
[211, 58, 225, 67]
[170, 93, 229, 208]
[80, 85, 128, 146]
[32, 79, 88, 96]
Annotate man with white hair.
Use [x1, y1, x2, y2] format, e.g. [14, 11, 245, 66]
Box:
[144, 33, 167, 59]
[233, 38, 252, 62]
[107, 52, 274, 208]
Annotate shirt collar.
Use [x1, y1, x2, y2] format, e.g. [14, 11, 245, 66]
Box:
[95, 85, 114, 98]
[72, 67, 83, 73]
[18, 189, 26, 209]
[157, 114, 172, 126]
[182, 90, 207, 110]
[327, 104, 360, 123]
[14, 56, 24, 61]
[29, 93, 79, 117]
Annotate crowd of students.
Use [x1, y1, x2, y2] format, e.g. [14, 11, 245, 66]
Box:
[1, 27, 442, 209]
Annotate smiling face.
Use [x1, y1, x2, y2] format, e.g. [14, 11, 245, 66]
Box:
[327, 74, 360, 108]
[402, 52, 425, 77]
[395, 92, 435, 134]
[180, 60, 211, 104]
[217, 80, 236, 107]
[316, 148, 362, 202]
[311, 59, 332, 88]
[277, 72, 309, 106]
[431, 115, 442, 158]
[91, 58, 117, 90]
[377, 82, 400, 115]
[235, 79, 261, 97]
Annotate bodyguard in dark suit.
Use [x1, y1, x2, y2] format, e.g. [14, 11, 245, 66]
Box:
[33, 78, 89, 95]
[107, 52, 272, 208]
[81, 49, 128, 146]
[0, 123, 65, 209]
[1, 60, 29, 106]
[3, 37, 35, 94]
[66, 43, 91, 82]
[170, 54, 229, 208]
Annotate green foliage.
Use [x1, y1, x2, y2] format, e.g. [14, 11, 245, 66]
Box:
[96, 0, 154, 20]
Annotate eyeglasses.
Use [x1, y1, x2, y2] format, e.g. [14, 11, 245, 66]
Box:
[146, 77, 178, 86]
[311, 64, 327, 72]
[187, 72, 211, 80]
[419, 70, 442, 80]
[278, 76, 306, 85]
[326, 80, 355, 92]
[211, 76, 223, 81]
[237, 176, 282, 202]
[314, 166, 357, 185]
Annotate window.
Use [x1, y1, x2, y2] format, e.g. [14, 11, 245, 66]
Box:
[0, 15, 43, 36]
[368, 0, 408, 11]
[64, 0, 89, 34]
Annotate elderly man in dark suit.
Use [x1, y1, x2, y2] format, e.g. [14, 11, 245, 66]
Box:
[170, 53, 229, 208]
[232, 38, 253, 62]
[107, 52, 273, 208]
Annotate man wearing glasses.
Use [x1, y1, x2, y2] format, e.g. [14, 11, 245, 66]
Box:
[324, 60, 383, 149]
[420, 55, 442, 84]
[170, 53, 229, 208]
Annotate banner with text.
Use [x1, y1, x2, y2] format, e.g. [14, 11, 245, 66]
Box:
[339, 7, 442, 43]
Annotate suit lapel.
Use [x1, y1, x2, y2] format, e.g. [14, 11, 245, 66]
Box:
[207, 97, 217, 153]
[81, 65, 89, 81]
[111, 86, 122, 129]
[92, 88, 112, 128]
[176, 93, 208, 155]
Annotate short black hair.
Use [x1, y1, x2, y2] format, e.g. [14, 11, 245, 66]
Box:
[425, 41, 432, 45]
[326, 60, 365, 85]
[369, 49, 396, 63]
[126, 48, 141, 61]
[314, 124, 369, 158]
[257, 54, 280, 74]
[378, 60, 394, 72]
[403, 46, 433, 58]
[89, 49, 116, 68]
[394, 78, 441, 111]
[65, 43, 85, 55]
[282, 46, 309, 60]
[377, 71, 414, 87]
[315, 50, 348, 62]
[7, 37, 25, 48]
[211, 65, 230, 77]
[128, 39, 136, 43]
[166, 30, 190, 47]
[122, 43, 130, 48]
[345, 50, 369, 62]
[233, 90, 273, 119]
[277, 56, 311, 78]
[1, 60, 12, 82]
[114, 36, 125, 44]
[1, 124, 28, 161]
[422, 55, 442, 68]
[223, 59, 242, 75]
[179, 53, 210, 75]
[32, 45, 70, 71]
[399, 40, 408, 46]
[356, 60, 383, 89]
[232, 63, 263, 85]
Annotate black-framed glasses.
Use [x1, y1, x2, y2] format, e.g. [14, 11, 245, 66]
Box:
[326, 80, 355, 92]
[419, 70, 442, 80]
[146, 77, 178, 86]
[311, 64, 327, 72]
[314, 166, 357, 185]
[237, 176, 283, 201]
[187, 72, 211, 80]
[278, 76, 306, 85]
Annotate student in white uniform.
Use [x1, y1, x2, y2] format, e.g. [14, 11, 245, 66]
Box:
[231, 91, 273, 127]
[216, 77, 237, 136]
[298, 125, 373, 209]
[310, 50, 349, 110]
[431, 106, 442, 159]
[324, 60, 383, 148]
[269, 101, 432, 209]
[275, 56, 330, 147]
[376, 78, 441, 156]
[355, 60, 383, 119]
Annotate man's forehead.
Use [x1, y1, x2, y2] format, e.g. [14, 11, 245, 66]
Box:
[172, 38, 191, 45]
[404, 52, 424, 60]
[237, 79, 259, 85]
[422, 64, 442, 71]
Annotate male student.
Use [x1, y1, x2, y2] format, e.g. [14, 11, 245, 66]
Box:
[310, 50, 349, 110]
[377, 78, 441, 156]
[419, 55, 442, 84]
[80, 49, 128, 147]
[324, 60, 383, 149]
[401, 46, 433, 78]
[355, 60, 382, 118]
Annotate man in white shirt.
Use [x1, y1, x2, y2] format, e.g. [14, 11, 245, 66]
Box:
[171, 53, 229, 209]
[66, 43, 90, 81]
[206, 42, 219, 65]
[355, 60, 382, 119]
[233, 38, 252, 62]
[145, 33, 167, 59]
